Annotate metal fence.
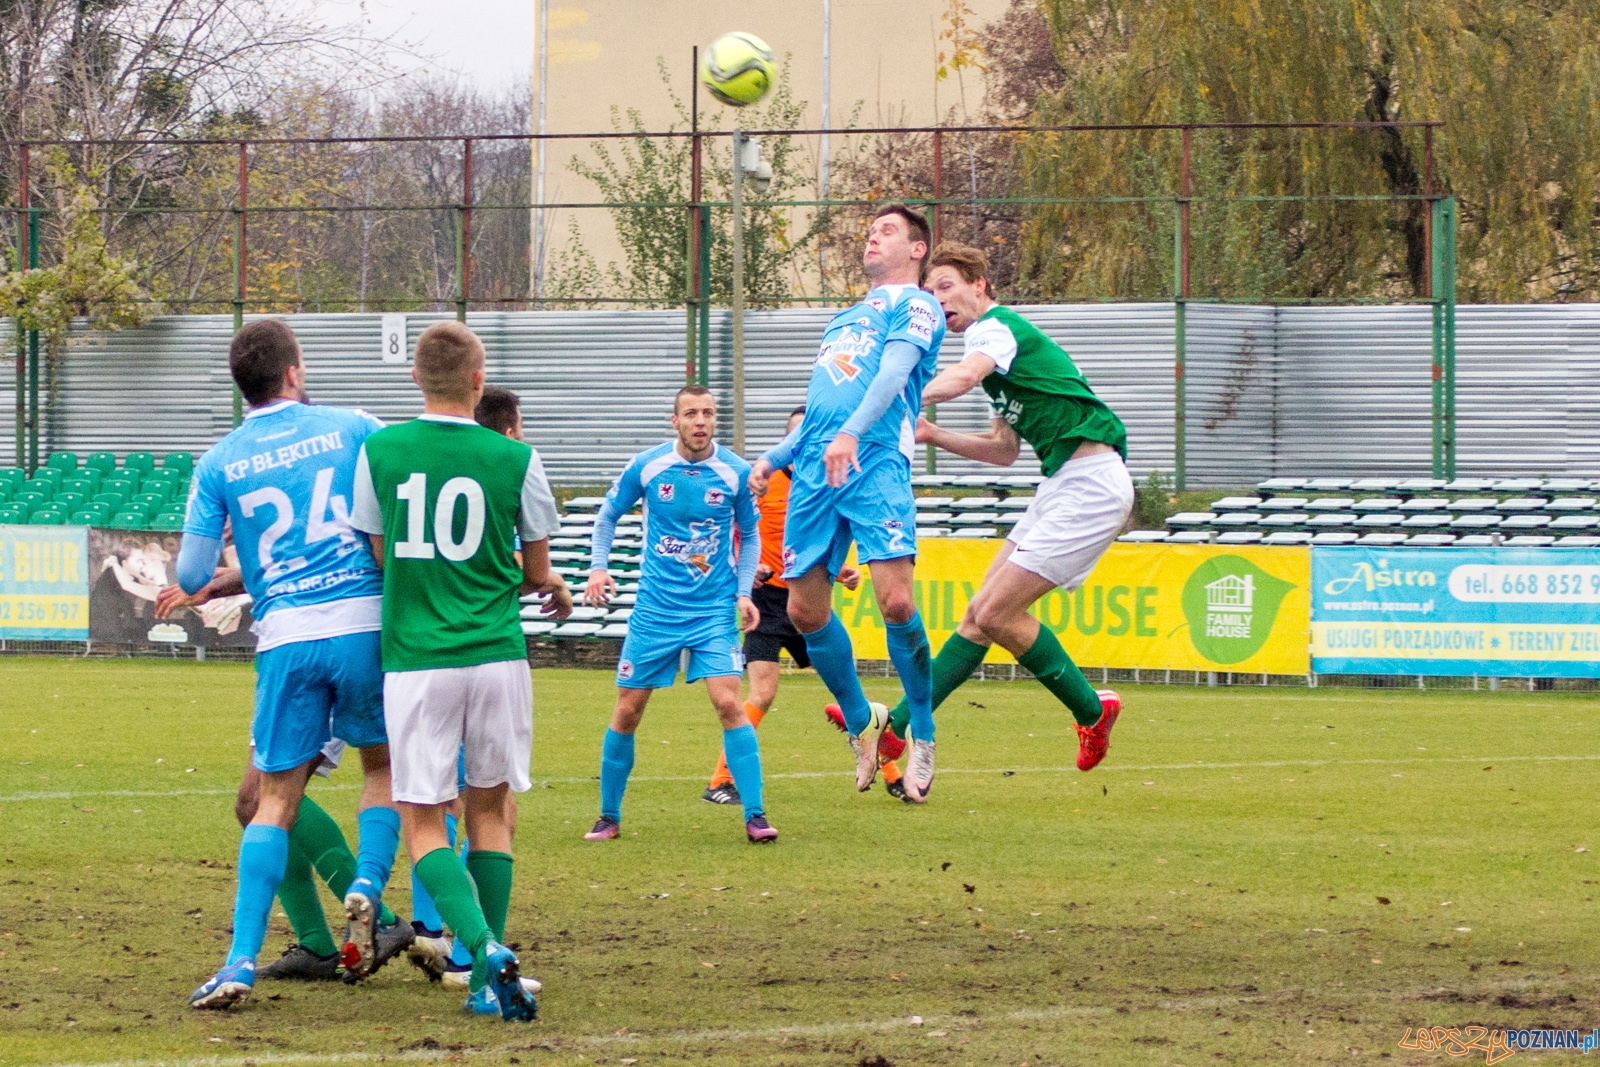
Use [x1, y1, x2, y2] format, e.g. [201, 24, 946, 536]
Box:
[3, 302, 1596, 486]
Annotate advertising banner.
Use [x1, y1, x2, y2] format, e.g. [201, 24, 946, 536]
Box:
[1311, 547, 1600, 677]
[836, 541, 1311, 674]
[0, 523, 91, 640]
[88, 528, 256, 647]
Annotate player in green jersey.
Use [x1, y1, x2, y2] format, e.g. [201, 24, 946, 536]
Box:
[349, 321, 572, 1021]
[879, 243, 1135, 793]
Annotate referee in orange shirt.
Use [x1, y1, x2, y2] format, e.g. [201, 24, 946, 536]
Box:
[702, 406, 903, 803]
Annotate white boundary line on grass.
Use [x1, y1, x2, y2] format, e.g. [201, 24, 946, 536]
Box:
[21, 975, 1567, 1067]
[4, 752, 1598, 804]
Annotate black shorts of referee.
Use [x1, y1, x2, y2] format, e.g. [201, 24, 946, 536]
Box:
[743, 582, 811, 668]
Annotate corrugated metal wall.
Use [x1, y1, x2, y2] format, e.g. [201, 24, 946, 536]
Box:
[2, 304, 1595, 485]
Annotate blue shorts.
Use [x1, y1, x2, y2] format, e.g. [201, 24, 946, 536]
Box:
[616, 612, 744, 689]
[252, 630, 386, 773]
[782, 444, 918, 581]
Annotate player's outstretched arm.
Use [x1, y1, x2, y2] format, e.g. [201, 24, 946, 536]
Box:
[915, 415, 1022, 468]
[824, 339, 925, 487]
[921, 351, 999, 406]
[174, 534, 225, 596]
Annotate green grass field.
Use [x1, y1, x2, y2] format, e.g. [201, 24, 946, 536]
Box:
[1, 657, 1596, 1067]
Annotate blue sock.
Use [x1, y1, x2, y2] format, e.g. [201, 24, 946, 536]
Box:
[721, 724, 765, 820]
[800, 614, 871, 733]
[886, 612, 934, 742]
[599, 728, 636, 823]
[411, 813, 457, 933]
[226, 824, 290, 965]
[351, 806, 401, 908]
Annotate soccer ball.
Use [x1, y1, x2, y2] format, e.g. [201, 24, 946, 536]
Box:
[700, 32, 777, 107]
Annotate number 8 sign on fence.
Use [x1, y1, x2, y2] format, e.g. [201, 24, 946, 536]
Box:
[381, 314, 407, 364]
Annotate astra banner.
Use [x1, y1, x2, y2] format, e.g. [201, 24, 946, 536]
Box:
[1311, 547, 1600, 677]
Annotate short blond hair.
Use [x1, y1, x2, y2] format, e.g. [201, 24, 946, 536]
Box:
[414, 321, 484, 403]
[928, 241, 992, 291]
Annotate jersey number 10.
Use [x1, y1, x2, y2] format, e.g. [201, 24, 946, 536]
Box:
[394, 472, 486, 562]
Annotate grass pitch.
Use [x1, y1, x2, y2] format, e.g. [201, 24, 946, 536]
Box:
[1, 658, 1596, 1067]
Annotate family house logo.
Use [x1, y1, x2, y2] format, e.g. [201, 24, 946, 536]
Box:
[1182, 556, 1295, 664]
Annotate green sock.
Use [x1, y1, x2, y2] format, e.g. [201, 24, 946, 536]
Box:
[465, 851, 514, 942]
[1016, 625, 1103, 727]
[414, 847, 493, 992]
[276, 844, 338, 957]
[291, 796, 398, 926]
[888, 632, 990, 739]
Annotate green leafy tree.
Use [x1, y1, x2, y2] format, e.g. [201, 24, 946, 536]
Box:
[1019, 0, 1600, 302]
[547, 59, 825, 308]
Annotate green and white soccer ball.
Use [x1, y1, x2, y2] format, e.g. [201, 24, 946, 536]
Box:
[700, 32, 777, 107]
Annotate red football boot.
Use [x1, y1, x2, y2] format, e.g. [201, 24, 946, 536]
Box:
[1075, 690, 1122, 771]
[825, 703, 906, 761]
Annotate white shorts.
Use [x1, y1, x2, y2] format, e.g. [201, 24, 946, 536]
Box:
[1008, 450, 1134, 591]
[383, 659, 533, 805]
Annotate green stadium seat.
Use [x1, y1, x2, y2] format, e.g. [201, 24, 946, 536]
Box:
[85, 451, 117, 475]
[13, 491, 45, 513]
[102, 478, 138, 499]
[28, 509, 65, 525]
[124, 452, 157, 477]
[47, 452, 79, 472]
[132, 491, 168, 509]
[0, 467, 23, 490]
[110, 510, 150, 529]
[149, 512, 185, 531]
[119, 500, 153, 516]
[60, 476, 94, 496]
[23, 479, 54, 501]
[0, 483, 9, 503]
[53, 491, 86, 513]
[93, 491, 127, 510]
[69, 509, 101, 525]
[162, 452, 195, 475]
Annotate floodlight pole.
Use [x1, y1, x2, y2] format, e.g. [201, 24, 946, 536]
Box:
[531, 0, 548, 305]
[731, 128, 747, 454]
[687, 46, 703, 384]
[458, 138, 473, 323]
[26, 208, 38, 474]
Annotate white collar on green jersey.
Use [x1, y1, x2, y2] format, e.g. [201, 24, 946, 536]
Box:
[418, 413, 477, 426]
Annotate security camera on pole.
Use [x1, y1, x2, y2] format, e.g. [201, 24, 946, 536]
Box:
[700, 31, 776, 455]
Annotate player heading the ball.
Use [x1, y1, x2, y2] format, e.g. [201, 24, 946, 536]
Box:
[583, 385, 774, 844]
[349, 320, 572, 1022]
[748, 204, 946, 800]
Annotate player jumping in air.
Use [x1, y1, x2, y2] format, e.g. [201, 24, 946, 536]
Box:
[748, 204, 945, 800]
[183, 320, 405, 1008]
[350, 322, 571, 1021]
[583, 385, 773, 843]
[880, 242, 1133, 793]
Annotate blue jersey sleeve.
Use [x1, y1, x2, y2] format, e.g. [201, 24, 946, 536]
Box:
[888, 289, 946, 353]
[733, 479, 760, 597]
[183, 452, 229, 540]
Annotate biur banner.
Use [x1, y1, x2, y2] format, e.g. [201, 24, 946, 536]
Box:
[835, 541, 1312, 675]
[1310, 547, 1600, 677]
[0, 523, 90, 641]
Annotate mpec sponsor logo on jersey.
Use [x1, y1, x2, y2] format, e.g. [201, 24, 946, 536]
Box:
[704, 487, 726, 507]
[816, 325, 876, 386]
[657, 482, 675, 502]
[906, 300, 938, 344]
[655, 519, 721, 578]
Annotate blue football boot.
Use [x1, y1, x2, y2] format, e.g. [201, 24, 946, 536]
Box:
[482, 941, 538, 1021]
[463, 985, 501, 1016]
[189, 958, 255, 1009]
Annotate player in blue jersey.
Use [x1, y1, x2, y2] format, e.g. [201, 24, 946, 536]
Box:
[747, 204, 945, 802]
[180, 319, 404, 1009]
[581, 384, 774, 844]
